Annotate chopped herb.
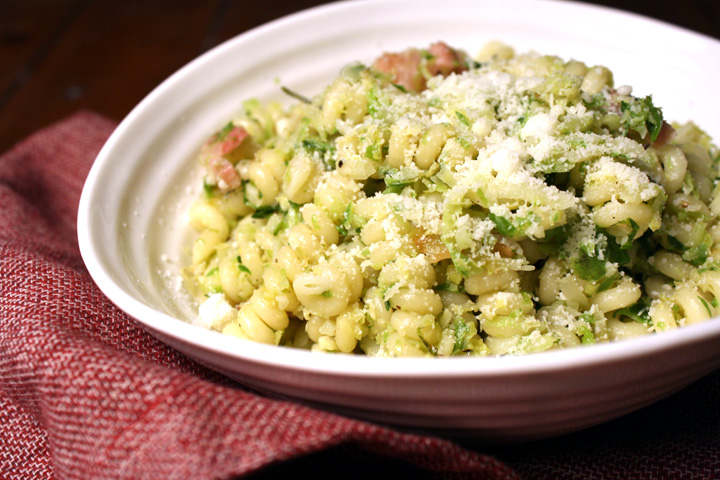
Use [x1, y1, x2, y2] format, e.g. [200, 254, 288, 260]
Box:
[206, 267, 219, 277]
[242, 179, 260, 209]
[596, 275, 617, 293]
[321, 290, 333, 298]
[203, 179, 217, 197]
[666, 235, 685, 253]
[567, 138, 587, 148]
[426, 97, 440, 108]
[383, 181, 412, 194]
[310, 214, 321, 231]
[581, 93, 607, 110]
[456, 136, 472, 150]
[391, 83, 408, 93]
[683, 244, 709, 266]
[620, 95, 664, 142]
[416, 328, 438, 355]
[336, 203, 353, 236]
[455, 111, 470, 127]
[273, 201, 302, 235]
[475, 187, 489, 208]
[384, 300, 392, 311]
[302, 138, 335, 155]
[682, 171, 696, 195]
[252, 205, 280, 219]
[301, 137, 337, 170]
[452, 319, 473, 354]
[605, 232, 631, 266]
[699, 296, 712, 316]
[575, 322, 597, 344]
[618, 218, 641, 248]
[608, 152, 632, 162]
[341, 62, 366, 80]
[448, 250, 472, 278]
[435, 283, 464, 293]
[236, 257, 251, 274]
[281, 85, 311, 104]
[367, 87, 381, 117]
[645, 97, 664, 142]
[537, 224, 570, 256]
[571, 243, 607, 281]
[578, 312, 597, 324]
[213, 122, 234, 142]
[423, 175, 450, 193]
[365, 144, 382, 161]
[489, 212, 540, 238]
[489, 213, 517, 237]
[613, 297, 652, 324]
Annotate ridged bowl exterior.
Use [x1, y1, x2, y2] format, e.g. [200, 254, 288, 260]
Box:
[78, 0, 720, 440]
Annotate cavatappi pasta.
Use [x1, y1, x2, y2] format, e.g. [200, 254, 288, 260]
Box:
[184, 41, 720, 357]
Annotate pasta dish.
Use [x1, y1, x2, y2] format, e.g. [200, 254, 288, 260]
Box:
[183, 42, 720, 356]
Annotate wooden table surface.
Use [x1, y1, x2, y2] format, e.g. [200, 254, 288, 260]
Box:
[2, 1, 719, 479]
[2, 0, 719, 154]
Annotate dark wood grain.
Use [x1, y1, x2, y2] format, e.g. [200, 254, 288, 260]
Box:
[0, 1, 718, 478]
[0, 0, 718, 154]
[586, 0, 720, 40]
[0, 0, 222, 151]
[0, 0, 345, 152]
[0, 0, 81, 97]
[217, 0, 333, 43]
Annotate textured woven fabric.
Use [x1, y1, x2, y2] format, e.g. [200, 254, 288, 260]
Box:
[0, 112, 519, 480]
[2, 112, 719, 480]
[487, 367, 720, 479]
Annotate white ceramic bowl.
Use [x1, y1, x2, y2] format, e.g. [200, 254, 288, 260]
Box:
[78, 0, 720, 441]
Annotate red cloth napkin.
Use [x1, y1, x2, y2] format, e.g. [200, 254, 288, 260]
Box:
[0, 112, 519, 480]
[3, 112, 720, 480]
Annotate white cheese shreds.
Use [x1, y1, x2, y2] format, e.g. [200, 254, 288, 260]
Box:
[198, 294, 237, 331]
[183, 42, 720, 359]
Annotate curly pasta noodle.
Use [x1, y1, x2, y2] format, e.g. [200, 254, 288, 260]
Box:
[186, 41, 720, 357]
